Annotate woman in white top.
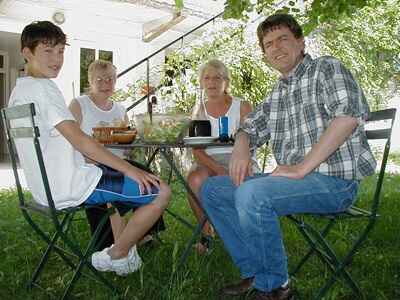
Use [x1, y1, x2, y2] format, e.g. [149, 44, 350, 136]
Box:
[69, 60, 164, 249]
[187, 59, 253, 254]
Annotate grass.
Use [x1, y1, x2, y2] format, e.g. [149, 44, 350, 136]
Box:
[388, 151, 400, 165]
[0, 174, 399, 300]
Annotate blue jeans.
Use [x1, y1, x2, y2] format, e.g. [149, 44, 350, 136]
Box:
[200, 172, 358, 292]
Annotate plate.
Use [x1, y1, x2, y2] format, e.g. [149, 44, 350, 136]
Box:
[183, 136, 217, 145]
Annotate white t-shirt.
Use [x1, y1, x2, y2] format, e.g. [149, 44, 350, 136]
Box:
[8, 77, 102, 209]
[205, 97, 241, 155]
[76, 94, 126, 135]
[75, 94, 126, 157]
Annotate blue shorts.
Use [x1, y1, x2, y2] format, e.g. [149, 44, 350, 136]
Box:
[85, 164, 159, 206]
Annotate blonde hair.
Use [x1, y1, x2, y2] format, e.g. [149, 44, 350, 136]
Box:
[88, 59, 116, 84]
[199, 59, 230, 93]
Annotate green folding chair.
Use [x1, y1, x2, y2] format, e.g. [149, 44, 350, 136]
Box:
[1, 103, 122, 299]
[287, 108, 396, 299]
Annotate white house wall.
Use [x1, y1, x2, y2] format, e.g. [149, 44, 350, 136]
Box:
[0, 0, 185, 108]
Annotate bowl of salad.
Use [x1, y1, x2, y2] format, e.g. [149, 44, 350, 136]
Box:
[133, 113, 190, 143]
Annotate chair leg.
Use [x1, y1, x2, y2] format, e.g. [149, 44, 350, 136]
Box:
[315, 264, 363, 300]
[315, 221, 376, 300]
[289, 216, 335, 276]
[60, 255, 118, 300]
[60, 207, 120, 299]
[296, 219, 363, 300]
[28, 230, 60, 288]
[23, 212, 76, 288]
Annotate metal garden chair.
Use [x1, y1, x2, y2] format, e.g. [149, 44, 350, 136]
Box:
[287, 108, 397, 299]
[1, 103, 127, 299]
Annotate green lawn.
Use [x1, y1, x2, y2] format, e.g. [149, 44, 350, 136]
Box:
[0, 174, 399, 300]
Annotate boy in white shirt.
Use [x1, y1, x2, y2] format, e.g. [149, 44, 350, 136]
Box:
[8, 20, 170, 276]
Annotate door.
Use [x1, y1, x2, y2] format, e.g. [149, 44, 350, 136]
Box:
[0, 51, 10, 161]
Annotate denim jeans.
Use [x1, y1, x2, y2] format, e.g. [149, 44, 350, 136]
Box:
[200, 172, 358, 292]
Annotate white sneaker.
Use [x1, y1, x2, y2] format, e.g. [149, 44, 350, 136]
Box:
[92, 245, 142, 276]
[127, 245, 142, 270]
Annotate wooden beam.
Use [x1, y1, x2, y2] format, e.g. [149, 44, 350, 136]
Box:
[142, 13, 186, 42]
[109, 0, 214, 19]
[0, 0, 12, 14]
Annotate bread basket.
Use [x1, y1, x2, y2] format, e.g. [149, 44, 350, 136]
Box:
[92, 127, 136, 144]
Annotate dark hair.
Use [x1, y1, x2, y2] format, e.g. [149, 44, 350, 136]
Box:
[257, 14, 303, 53]
[21, 21, 67, 52]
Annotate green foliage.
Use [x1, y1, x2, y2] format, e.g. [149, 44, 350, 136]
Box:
[317, 0, 400, 109]
[389, 151, 400, 165]
[221, 0, 400, 109]
[175, 0, 183, 10]
[223, 0, 255, 20]
[223, 0, 384, 35]
[116, 1, 399, 113]
[110, 79, 145, 103]
[160, 21, 277, 113]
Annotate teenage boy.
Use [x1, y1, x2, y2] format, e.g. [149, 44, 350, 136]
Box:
[200, 14, 376, 300]
[8, 20, 171, 276]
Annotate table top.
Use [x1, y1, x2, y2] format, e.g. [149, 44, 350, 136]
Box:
[106, 139, 234, 149]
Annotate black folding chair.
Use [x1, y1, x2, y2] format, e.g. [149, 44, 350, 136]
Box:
[287, 108, 396, 299]
[1, 103, 123, 299]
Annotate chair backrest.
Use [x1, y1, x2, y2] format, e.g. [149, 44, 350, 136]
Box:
[1, 103, 59, 220]
[364, 108, 396, 214]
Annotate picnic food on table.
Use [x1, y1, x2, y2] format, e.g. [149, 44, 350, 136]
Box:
[134, 113, 190, 143]
[92, 119, 134, 144]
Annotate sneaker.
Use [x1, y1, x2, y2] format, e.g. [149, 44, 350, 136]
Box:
[127, 245, 142, 270]
[92, 245, 142, 276]
[194, 236, 212, 255]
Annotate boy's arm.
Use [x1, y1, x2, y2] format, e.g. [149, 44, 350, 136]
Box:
[68, 99, 83, 125]
[56, 120, 160, 193]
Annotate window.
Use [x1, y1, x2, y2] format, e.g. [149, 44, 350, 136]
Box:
[99, 50, 113, 62]
[80, 48, 113, 94]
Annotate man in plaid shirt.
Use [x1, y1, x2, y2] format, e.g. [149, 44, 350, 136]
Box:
[200, 14, 376, 300]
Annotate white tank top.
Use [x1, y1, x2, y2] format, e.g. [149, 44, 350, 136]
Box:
[205, 97, 241, 155]
[75, 95, 126, 157]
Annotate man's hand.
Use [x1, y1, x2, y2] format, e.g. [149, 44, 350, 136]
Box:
[271, 164, 307, 179]
[229, 132, 251, 186]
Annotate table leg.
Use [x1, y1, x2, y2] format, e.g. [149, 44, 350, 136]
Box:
[159, 148, 210, 271]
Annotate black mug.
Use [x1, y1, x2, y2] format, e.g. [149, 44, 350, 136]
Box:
[189, 120, 211, 137]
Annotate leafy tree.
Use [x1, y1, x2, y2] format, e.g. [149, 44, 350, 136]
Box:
[317, 0, 400, 108]
[221, 0, 400, 108]
[117, 0, 399, 112]
[223, 0, 384, 35]
[159, 20, 277, 113]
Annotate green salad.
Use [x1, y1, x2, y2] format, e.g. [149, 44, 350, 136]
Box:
[142, 118, 188, 143]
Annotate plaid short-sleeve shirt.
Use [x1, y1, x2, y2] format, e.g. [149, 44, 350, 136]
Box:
[241, 54, 376, 180]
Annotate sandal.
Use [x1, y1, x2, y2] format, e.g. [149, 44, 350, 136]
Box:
[138, 234, 154, 247]
[194, 235, 213, 255]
